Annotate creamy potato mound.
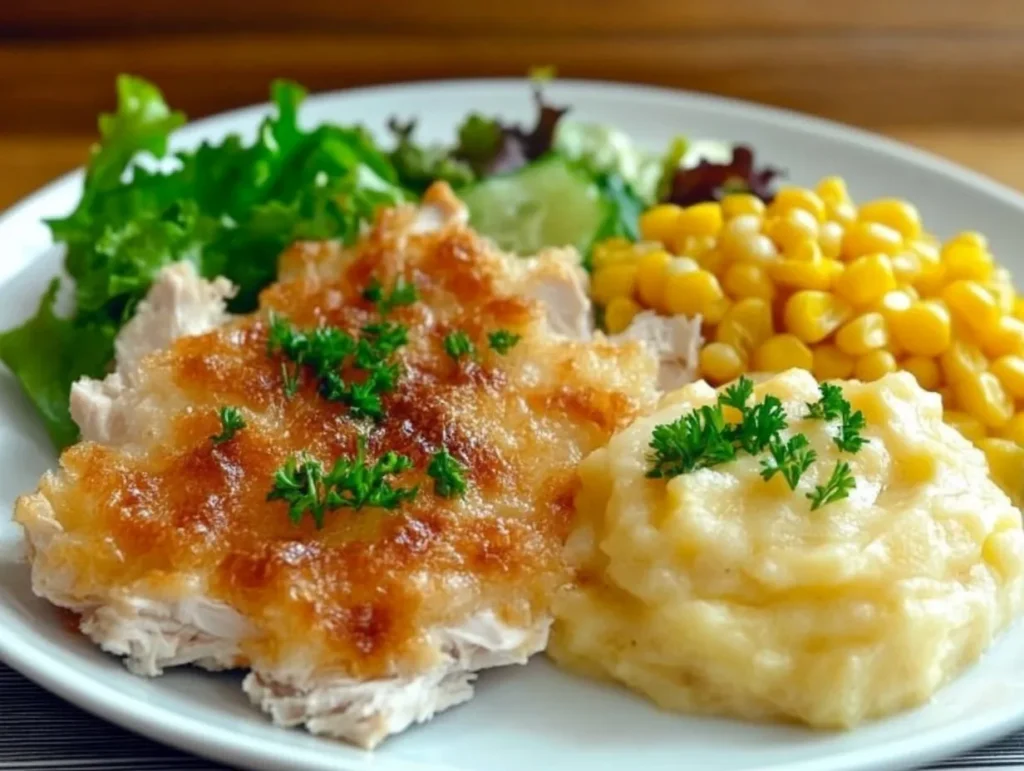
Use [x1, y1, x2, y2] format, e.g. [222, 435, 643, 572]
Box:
[550, 369, 1024, 728]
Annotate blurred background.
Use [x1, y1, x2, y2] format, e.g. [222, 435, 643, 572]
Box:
[3, 0, 1024, 209]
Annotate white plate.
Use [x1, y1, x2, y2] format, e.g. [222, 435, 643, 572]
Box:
[3, 78, 1024, 771]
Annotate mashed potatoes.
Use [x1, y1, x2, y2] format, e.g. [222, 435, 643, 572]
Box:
[550, 369, 1024, 728]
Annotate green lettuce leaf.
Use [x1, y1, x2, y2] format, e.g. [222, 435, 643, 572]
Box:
[1, 76, 410, 449]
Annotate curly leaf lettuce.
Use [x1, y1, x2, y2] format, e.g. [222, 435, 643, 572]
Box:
[1, 76, 410, 449]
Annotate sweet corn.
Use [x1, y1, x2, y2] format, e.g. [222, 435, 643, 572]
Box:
[765, 209, 819, 255]
[816, 176, 850, 207]
[835, 253, 897, 306]
[889, 300, 952, 357]
[772, 187, 826, 223]
[789, 240, 823, 262]
[784, 291, 852, 344]
[818, 221, 844, 260]
[753, 334, 813, 372]
[639, 204, 682, 243]
[674, 202, 724, 240]
[590, 262, 639, 306]
[854, 350, 898, 382]
[841, 221, 903, 261]
[891, 251, 922, 285]
[944, 410, 987, 443]
[635, 249, 671, 308]
[942, 280, 1001, 333]
[990, 355, 1024, 399]
[1015, 297, 1024, 322]
[722, 261, 775, 302]
[977, 437, 1024, 504]
[721, 193, 765, 219]
[835, 312, 888, 357]
[1000, 413, 1024, 446]
[909, 239, 946, 296]
[902, 355, 941, 391]
[828, 201, 858, 228]
[951, 231, 989, 251]
[981, 316, 1024, 358]
[716, 298, 774, 354]
[590, 237, 636, 271]
[939, 339, 988, 385]
[942, 240, 993, 282]
[603, 296, 641, 334]
[769, 258, 842, 291]
[954, 371, 1014, 429]
[700, 342, 746, 384]
[872, 288, 915, 320]
[857, 199, 922, 240]
[812, 344, 855, 380]
[663, 269, 728, 323]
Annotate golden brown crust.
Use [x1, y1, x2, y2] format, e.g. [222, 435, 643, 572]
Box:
[33, 203, 656, 679]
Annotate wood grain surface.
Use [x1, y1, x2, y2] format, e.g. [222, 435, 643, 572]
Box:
[3, 0, 1024, 209]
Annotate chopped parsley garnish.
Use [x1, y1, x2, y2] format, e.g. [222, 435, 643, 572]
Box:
[647, 376, 864, 511]
[362, 277, 418, 315]
[428, 448, 469, 498]
[805, 382, 867, 453]
[444, 330, 476, 361]
[488, 330, 521, 355]
[267, 438, 418, 528]
[807, 460, 856, 510]
[266, 314, 407, 419]
[211, 406, 246, 445]
[759, 434, 816, 491]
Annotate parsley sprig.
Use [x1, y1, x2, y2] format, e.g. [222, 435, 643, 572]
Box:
[647, 376, 863, 511]
[211, 406, 246, 445]
[266, 313, 406, 419]
[428, 447, 468, 498]
[444, 330, 476, 361]
[488, 330, 521, 355]
[362, 277, 418, 315]
[267, 438, 418, 528]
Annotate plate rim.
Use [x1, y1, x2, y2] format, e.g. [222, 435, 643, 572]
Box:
[3, 76, 1024, 771]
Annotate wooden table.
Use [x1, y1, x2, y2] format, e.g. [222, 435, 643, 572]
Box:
[4, 0, 1024, 207]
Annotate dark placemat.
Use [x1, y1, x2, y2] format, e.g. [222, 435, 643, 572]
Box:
[1, 663, 1020, 771]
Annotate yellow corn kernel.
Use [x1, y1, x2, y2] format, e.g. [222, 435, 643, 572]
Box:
[722, 261, 775, 302]
[1014, 297, 1024, 322]
[716, 298, 774, 354]
[902, 355, 941, 391]
[889, 300, 952, 357]
[768, 258, 842, 291]
[818, 221, 844, 260]
[1000, 413, 1024, 446]
[772, 187, 826, 222]
[891, 251, 922, 285]
[944, 410, 987, 443]
[788, 240, 823, 262]
[635, 249, 671, 309]
[603, 296, 641, 334]
[939, 339, 988, 385]
[828, 200, 858, 228]
[871, 288, 914, 320]
[765, 209, 820, 255]
[834, 253, 897, 306]
[589, 238, 637, 271]
[841, 221, 903, 261]
[954, 371, 1014, 429]
[990, 355, 1024, 399]
[977, 438, 1024, 504]
[857, 199, 922, 240]
[981, 316, 1024, 358]
[909, 239, 946, 296]
[854, 350, 898, 382]
[663, 269, 728, 323]
[951, 231, 989, 251]
[942, 240, 994, 282]
[812, 344, 855, 380]
[835, 312, 888, 357]
[753, 334, 813, 373]
[816, 176, 851, 206]
[721, 193, 765, 219]
[674, 202, 724, 241]
[700, 342, 746, 384]
[783, 290, 852, 344]
[938, 387, 956, 410]
[695, 247, 727, 276]
[986, 273, 1016, 315]
[590, 263, 639, 306]
[639, 204, 682, 244]
[679, 234, 719, 261]
[942, 280, 1001, 333]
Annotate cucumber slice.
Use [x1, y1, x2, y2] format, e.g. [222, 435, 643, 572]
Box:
[458, 156, 609, 255]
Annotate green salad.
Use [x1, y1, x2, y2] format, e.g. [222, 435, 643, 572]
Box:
[0, 75, 779, 449]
